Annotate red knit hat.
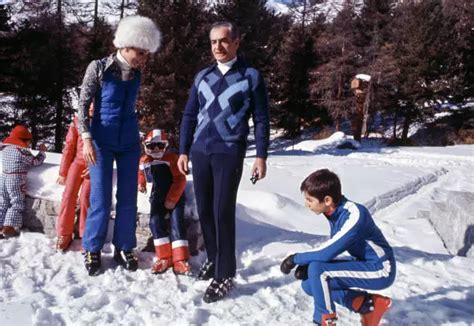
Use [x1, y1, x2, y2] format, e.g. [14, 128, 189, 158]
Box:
[3, 125, 32, 148]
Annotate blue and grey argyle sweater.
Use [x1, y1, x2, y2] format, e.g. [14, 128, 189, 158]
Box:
[179, 58, 269, 158]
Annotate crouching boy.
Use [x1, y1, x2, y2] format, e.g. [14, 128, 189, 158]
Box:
[138, 129, 191, 275]
[281, 169, 396, 326]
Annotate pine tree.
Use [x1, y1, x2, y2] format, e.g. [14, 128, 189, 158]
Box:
[368, 42, 400, 138]
[5, 4, 88, 150]
[439, 0, 474, 103]
[0, 3, 14, 94]
[309, 2, 359, 131]
[137, 0, 213, 146]
[353, 0, 395, 136]
[0, 4, 12, 32]
[84, 17, 114, 63]
[273, 25, 319, 137]
[103, 0, 138, 20]
[391, 0, 447, 140]
[0, 4, 14, 138]
[213, 0, 290, 72]
[9, 22, 58, 148]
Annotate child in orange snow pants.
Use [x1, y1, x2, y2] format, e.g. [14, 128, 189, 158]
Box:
[56, 116, 91, 251]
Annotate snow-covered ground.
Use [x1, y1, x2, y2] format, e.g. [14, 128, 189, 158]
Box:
[0, 136, 473, 325]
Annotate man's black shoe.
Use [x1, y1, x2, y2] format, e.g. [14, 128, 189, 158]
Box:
[197, 259, 215, 280]
[203, 278, 233, 303]
[113, 249, 138, 271]
[84, 251, 101, 276]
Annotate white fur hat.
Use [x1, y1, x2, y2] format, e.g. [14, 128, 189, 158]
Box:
[113, 15, 161, 53]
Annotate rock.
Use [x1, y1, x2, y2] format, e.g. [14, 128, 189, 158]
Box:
[21, 194, 204, 256]
[423, 190, 474, 257]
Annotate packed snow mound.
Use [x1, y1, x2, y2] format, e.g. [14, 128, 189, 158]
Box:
[287, 131, 360, 152]
[237, 190, 328, 235]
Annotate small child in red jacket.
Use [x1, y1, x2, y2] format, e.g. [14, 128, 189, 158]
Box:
[0, 125, 46, 238]
[138, 129, 190, 275]
[55, 115, 91, 251]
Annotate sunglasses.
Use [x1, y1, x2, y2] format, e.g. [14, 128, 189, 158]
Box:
[146, 142, 167, 150]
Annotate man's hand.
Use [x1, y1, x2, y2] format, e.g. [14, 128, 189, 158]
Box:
[294, 265, 308, 280]
[56, 176, 66, 185]
[38, 143, 47, 152]
[138, 184, 147, 193]
[83, 138, 96, 166]
[251, 157, 267, 181]
[177, 154, 189, 175]
[280, 254, 296, 274]
[164, 200, 175, 210]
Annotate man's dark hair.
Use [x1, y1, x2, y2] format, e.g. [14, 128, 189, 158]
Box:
[209, 21, 240, 40]
[300, 169, 342, 204]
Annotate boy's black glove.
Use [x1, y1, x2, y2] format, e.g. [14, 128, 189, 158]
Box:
[294, 265, 308, 280]
[280, 254, 296, 274]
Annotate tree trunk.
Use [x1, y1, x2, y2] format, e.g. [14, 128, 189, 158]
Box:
[335, 116, 341, 131]
[120, 0, 125, 19]
[301, 0, 306, 32]
[54, 0, 65, 152]
[361, 81, 371, 138]
[392, 110, 398, 139]
[94, 0, 99, 28]
[401, 112, 411, 141]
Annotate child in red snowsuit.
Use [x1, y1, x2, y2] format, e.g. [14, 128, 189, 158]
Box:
[0, 125, 46, 238]
[138, 129, 190, 275]
[55, 116, 91, 251]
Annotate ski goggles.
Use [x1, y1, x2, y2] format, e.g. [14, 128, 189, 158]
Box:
[145, 142, 167, 150]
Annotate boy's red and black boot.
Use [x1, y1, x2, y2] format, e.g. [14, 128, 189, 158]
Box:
[314, 313, 337, 325]
[172, 242, 192, 276]
[353, 293, 392, 326]
[203, 277, 234, 303]
[113, 248, 139, 271]
[151, 241, 172, 274]
[197, 259, 215, 280]
[84, 251, 101, 276]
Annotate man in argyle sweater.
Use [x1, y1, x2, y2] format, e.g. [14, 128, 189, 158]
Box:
[178, 21, 270, 303]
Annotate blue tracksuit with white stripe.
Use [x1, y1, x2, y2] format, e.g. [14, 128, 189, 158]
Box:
[293, 197, 396, 322]
[179, 57, 269, 278]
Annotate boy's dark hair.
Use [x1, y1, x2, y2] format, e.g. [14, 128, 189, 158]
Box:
[300, 169, 342, 204]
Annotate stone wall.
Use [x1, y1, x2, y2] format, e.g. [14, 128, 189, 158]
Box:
[22, 186, 204, 256]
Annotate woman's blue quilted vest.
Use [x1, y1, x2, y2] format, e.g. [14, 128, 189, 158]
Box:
[92, 67, 141, 148]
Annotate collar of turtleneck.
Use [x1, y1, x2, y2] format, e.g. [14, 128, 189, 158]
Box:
[217, 56, 237, 75]
[116, 49, 131, 71]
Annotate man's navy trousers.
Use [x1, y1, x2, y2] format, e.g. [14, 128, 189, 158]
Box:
[191, 150, 245, 278]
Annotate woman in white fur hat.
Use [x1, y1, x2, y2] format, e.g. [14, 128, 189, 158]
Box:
[77, 15, 161, 276]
